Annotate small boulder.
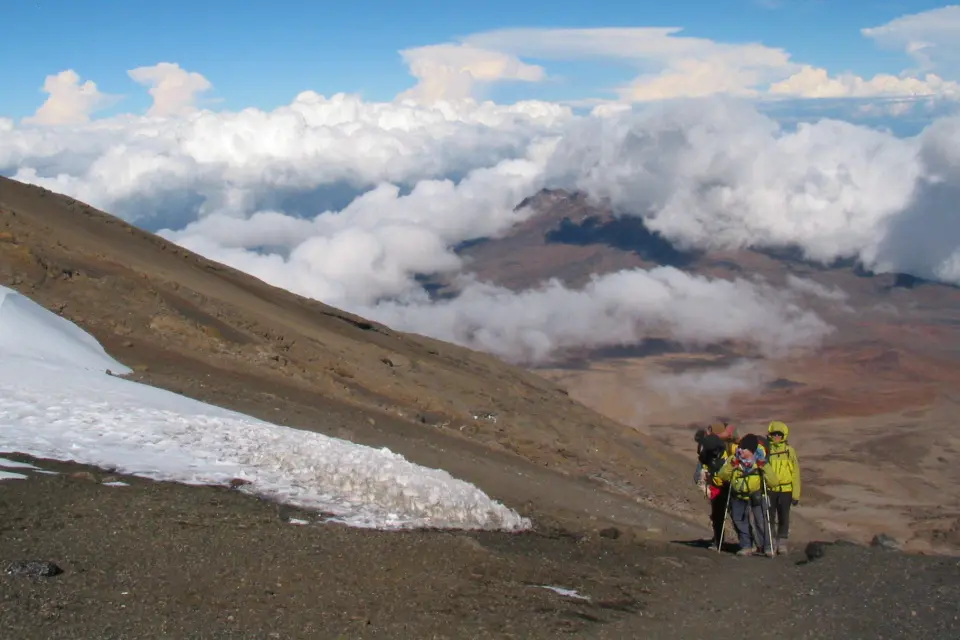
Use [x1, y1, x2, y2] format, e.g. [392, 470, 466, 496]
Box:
[804, 541, 828, 563]
[833, 538, 860, 547]
[380, 354, 410, 368]
[416, 412, 444, 426]
[599, 527, 621, 540]
[69, 471, 98, 482]
[229, 478, 252, 488]
[5, 561, 63, 578]
[870, 533, 901, 551]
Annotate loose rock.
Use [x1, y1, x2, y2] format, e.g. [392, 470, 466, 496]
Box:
[871, 534, 901, 551]
[5, 560, 64, 578]
[804, 541, 828, 563]
[599, 527, 621, 540]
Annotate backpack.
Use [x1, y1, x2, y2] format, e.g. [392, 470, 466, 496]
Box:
[697, 434, 727, 475]
[756, 434, 769, 455]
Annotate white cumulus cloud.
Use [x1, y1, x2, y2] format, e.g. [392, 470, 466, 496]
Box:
[769, 65, 960, 100]
[365, 268, 832, 365]
[863, 5, 960, 75]
[1, 91, 573, 229]
[542, 97, 956, 282]
[23, 70, 115, 125]
[454, 24, 960, 105]
[6, 56, 960, 371]
[128, 62, 213, 117]
[398, 44, 545, 103]
[464, 27, 797, 102]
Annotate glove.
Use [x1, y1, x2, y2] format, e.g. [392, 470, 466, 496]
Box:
[792, 499, 800, 506]
[756, 459, 765, 468]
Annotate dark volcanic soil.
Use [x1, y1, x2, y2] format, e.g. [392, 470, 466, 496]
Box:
[2, 461, 958, 639]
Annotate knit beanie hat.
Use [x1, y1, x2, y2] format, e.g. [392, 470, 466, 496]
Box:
[739, 434, 759, 453]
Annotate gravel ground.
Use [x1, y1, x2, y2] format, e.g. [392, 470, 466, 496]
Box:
[3, 457, 959, 640]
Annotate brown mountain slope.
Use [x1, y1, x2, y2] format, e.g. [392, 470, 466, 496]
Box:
[0, 176, 702, 537]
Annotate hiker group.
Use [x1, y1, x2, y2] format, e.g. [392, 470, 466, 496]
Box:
[694, 421, 801, 557]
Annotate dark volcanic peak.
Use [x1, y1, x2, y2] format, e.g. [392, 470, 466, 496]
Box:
[457, 189, 960, 299]
[545, 214, 701, 268]
[753, 244, 862, 272]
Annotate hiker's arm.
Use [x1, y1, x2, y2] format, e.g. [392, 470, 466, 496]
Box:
[790, 448, 801, 501]
[714, 461, 733, 484]
[761, 461, 781, 489]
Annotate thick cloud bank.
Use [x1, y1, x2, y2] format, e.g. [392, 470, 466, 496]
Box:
[551, 99, 960, 282]
[3, 93, 959, 364]
[366, 269, 831, 364]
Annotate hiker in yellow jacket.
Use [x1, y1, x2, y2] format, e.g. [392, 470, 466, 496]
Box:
[714, 433, 781, 557]
[766, 421, 802, 555]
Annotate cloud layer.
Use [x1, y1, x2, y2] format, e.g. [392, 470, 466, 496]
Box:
[448, 24, 960, 105]
[5, 7, 960, 372]
[545, 98, 960, 285]
[1, 86, 861, 366]
[366, 269, 832, 365]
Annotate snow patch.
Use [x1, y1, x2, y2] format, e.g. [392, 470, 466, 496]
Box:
[0, 285, 530, 531]
[536, 585, 591, 601]
[0, 457, 40, 470]
[103, 481, 130, 487]
[288, 518, 310, 526]
[0, 286, 132, 375]
[0, 470, 28, 481]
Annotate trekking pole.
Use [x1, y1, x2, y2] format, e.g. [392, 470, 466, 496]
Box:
[717, 484, 733, 553]
[761, 475, 774, 555]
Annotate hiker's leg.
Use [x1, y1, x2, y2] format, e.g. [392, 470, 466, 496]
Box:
[711, 488, 728, 543]
[750, 495, 773, 554]
[777, 491, 792, 539]
[767, 491, 781, 541]
[730, 499, 753, 551]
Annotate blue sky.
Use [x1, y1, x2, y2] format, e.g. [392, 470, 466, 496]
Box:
[0, 0, 957, 119]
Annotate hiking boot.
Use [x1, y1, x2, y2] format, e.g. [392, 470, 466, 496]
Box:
[764, 549, 776, 558]
[736, 547, 754, 557]
[778, 542, 789, 555]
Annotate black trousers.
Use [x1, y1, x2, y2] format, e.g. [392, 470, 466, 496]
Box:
[710, 485, 730, 542]
[768, 490, 792, 539]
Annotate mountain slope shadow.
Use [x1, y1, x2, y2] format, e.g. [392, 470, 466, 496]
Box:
[545, 215, 701, 268]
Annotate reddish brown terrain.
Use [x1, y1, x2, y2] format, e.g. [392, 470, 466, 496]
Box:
[453, 189, 960, 553]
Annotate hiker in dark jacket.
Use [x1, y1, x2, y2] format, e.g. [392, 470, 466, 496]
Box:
[694, 432, 730, 547]
[714, 434, 780, 557]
